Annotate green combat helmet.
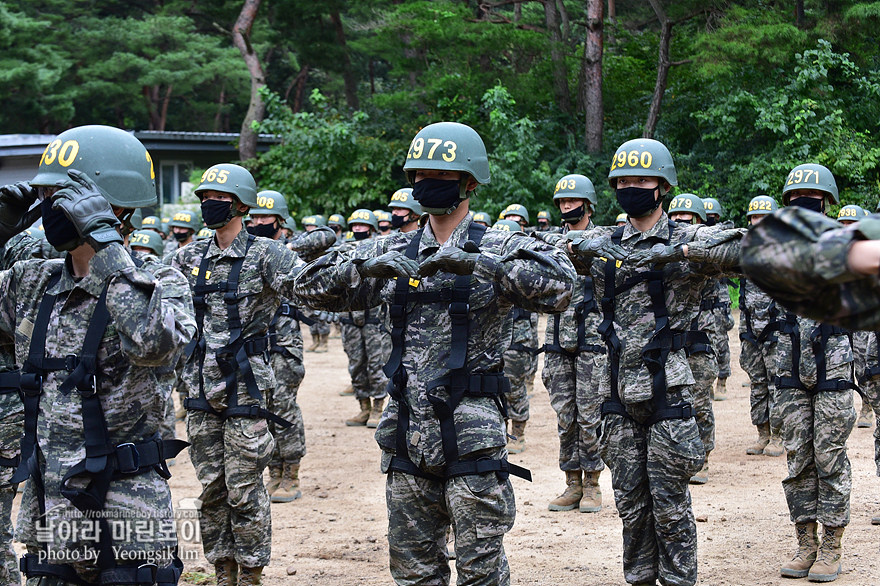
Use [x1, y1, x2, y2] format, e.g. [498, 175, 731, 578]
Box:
[491, 219, 523, 232]
[389, 188, 422, 215]
[615, 212, 628, 225]
[403, 121, 490, 215]
[194, 163, 258, 208]
[781, 163, 839, 205]
[142, 215, 164, 235]
[30, 125, 158, 249]
[348, 209, 378, 231]
[129, 229, 164, 257]
[607, 138, 677, 189]
[129, 208, 143, 231]
[501, 204, 529, 225]
[472, 211, 492, 226]
[537, 210, 552, 222]
[746, 195, 779, 217]
[251, 190, 290, 221]
[169, 209, 202, 233]
[194, 227, 215, 241]
[327, 214, 347, 229]
[301, 214, 327, 229]
[837, 204, 864, 223]
[668, 193, 707, 223]
[554, 174, 598, 207]
[701, 197, 723, 218]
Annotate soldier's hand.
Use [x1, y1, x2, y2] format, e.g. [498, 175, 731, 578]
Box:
[50, 169, 122, 250]
[628, 243, 685, 267]
[418, 241, 481, 277]
[570, 235, 627, 261]
[357, 251, 419, 280]
[0, 181, 40, 244]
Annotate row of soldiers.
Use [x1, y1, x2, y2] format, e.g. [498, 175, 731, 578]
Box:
[0, 120, 876, 586]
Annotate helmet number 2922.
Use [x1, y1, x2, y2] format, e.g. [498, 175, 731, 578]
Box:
[407, 138, 457, 162]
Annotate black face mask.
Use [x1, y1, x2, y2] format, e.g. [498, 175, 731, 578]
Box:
[41, 198, 81, 250]
[412, 178, 462, 214]
[353, 230, 371, 240]
[390, 214, 409, 229]
[201, 199, 234, 228]
[561, 204, 586, 225]
[705, 217, 717, 227]
[616, 186, 661, 218]
[789, 197, 823, 214]
[537, 220, 549, 229]
[247, 222, 278, 239]
[173, 230, 191, 242]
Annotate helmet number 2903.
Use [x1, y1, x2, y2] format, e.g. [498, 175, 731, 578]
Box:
[407, 138, 457, 162]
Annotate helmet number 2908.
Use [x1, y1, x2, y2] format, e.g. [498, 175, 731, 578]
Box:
[610, 150, 653, 172]
[407, 138, 457, 162]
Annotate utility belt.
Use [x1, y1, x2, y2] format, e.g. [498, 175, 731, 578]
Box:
[684, 330, 713, 356]
[699, 296, 727, 312]
[21, 552, 183, 586]
[774, 314, 857, 395]
[277, 302, 316, 326]
[340, 315, 381, 326]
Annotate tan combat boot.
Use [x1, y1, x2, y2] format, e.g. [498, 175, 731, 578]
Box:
[808, 525, 844, 582]
[174, 403, 187, 421]
[266, 465, 282, 496]
[689, 457, 709, 485]
[746, 422, 771, 455]
[314, 333, 329, 353]
[857, 401, 873, 428]
[580, 470, 602, 513]
[306, 334, 320, 352]
[548, 471, 583, 511]
[366, 397, 385, 428]
[713, 377, 728, 401]
[272, 461, 302, 503]
[872, 512, 880, 525]
[214, 559, 238, 586]
[781, 521, 819, 578]
[238, 565, 263, 586]
[764, 432, 785, 457]
[345, 398, 371, 426]
[338, 384, 354, 396]
[507, 420, 526, 454]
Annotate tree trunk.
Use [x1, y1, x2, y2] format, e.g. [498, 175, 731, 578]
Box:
[608, 0, 615, 20]
[214, 84, 227, 133]
[580, 0, 603, 152]
[556, 0, 570, 41]
[232, 0, 267, 161]
[143, 85, 161, 131]
[644, 0, 672, 139]
[795, 0, 805, 28]
[330, 11, 359, 110]
[158, 84, 172, 132]
[543, 0, 571, 113]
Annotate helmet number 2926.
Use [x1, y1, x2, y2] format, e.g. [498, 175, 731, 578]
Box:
[610, 150, 653, 172]
[407, 138, 457, 162]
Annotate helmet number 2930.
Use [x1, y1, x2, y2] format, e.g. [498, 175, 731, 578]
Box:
[41, 139, 80, 168]
[407, 138, 457, 162]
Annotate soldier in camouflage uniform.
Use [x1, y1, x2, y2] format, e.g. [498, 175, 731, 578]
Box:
[562, 139, 744, 586]
[338, 209, 391, 429]
[300, 215, 332, 352]
[247, 191, 309, 504]
[740, 164, 855, 583]
[738, 195, 784, 457]
[389, 187, 423, 234]
[0, 125, 195, 586]
[171, 163, 334, 585]
[294, 122, 575, 586]
[491, 220, 539, 455]
[700, 198, 734, 401]
[162, 208, 201, 258]
[535, 209, 553, 232]
[534, 174, 606, 513]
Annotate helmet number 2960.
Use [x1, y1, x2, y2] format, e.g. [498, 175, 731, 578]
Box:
[610, 150, 653, 172]
[407, 138, 457, 162]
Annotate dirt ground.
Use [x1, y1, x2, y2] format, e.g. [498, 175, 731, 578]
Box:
[58, 311, 879, 585]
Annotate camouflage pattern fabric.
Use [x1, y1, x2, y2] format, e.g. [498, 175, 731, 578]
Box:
[309, 320, 330, 337]
[775, 311, 855, 527]
[340, 308, 391, 400]
[1, 242, 195, 583]
[709, 281, 733, 379]
[857, 333, 880, 477]
[554, 215, 743, 586]
[738, 278, 779, 429]
[170, 227, 334, 567]
[502, 309, 538, 422]
[294, 212, 575, 584]
[688, 351, 716, 456]
[267, 306, 306, 467]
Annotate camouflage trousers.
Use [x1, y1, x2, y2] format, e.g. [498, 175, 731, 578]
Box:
[309, 320, 330, 337]
[382, 448, 515, 586]
[739, 339, 778, 429]
[502, 347, 536, 422]
[187, 411, 275, 567]
[0, 394, 21, 585]
[859, 379, 880, 477]
[688, 352, 716, 456]
[710, 307, 733, 379]
[341, 323, 390, 400]
[541, 350, 604, 473]
[268, 351, 306, 468]
[599, 386, 704, 586]
[777, 385, 855, 527]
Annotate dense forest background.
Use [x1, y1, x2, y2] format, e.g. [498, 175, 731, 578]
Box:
[3, 0, 880, 225]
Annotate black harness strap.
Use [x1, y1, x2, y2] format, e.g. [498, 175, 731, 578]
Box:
[738, 279, 779, 347]
[267, 302, 312, 359]
[184, 235, 292, 428]
[540, 274, 603, 356]
[599, 222, 695, 425]
[384, 222, 530, 483]
[507, 308, 539, 355]
[774, 313, 858, 394]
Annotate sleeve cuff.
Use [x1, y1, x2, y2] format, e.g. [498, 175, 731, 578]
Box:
[473, 251, 501, 282]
